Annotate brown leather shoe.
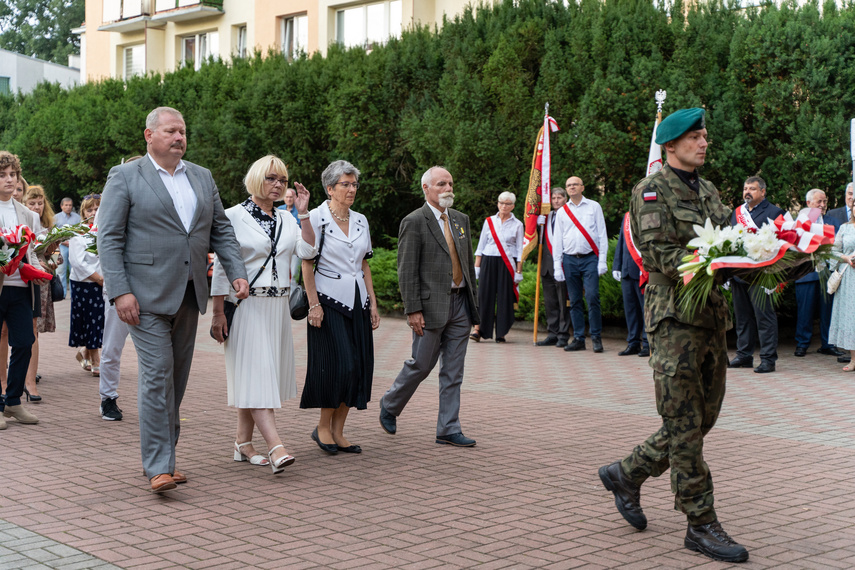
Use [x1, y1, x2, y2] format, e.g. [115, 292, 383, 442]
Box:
[150, 474, 177, 493]
[172, 470, 187, 484]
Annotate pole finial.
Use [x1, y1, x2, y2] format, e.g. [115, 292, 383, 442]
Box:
[655, 90, 667, 114]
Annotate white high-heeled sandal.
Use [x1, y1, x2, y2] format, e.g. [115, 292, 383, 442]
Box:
[234, 441, 269, 465]
[267, 444, 295, 474]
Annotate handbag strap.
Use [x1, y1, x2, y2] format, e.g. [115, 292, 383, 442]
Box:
[235, 216, 284, 307]
[297, 222, 329, 286]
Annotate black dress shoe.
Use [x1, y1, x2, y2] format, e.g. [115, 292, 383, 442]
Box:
[618, 344, 640, 356]
[536, 337, 558, 346]
[598, 461, 647, 530]
[436, 433, 476, 447]
[728, 356, 754, 369]
[495, 337, 506, 343]
[379, 403, 397, 434]
[839, 355, 852, 364]
[336, 444, 362, 454]
[592, 337, 603, 353]
[684, 520, 748, 562]
[637, 346, 650, 357]
[818, 346, 845, 357]
[311, 427, 338, 454]
[556, 339, 568, 348]
[794, 346, 807, 357]
[564, 338, 586, 351]
[753, 362, 775, 373]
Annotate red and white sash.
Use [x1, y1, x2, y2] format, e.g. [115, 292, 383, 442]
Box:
[562, 204, 599, 257]
[486, 216, 519, 301]
[623, 212, 648, 288]
[735, 204, 759, 230]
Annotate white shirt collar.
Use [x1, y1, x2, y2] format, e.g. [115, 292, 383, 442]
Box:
[566, 196, 590, 208]
[147, 153, 187, 175]
[427, 202, 446, 220]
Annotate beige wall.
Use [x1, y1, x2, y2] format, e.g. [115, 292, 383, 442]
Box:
[255, 0, 318, 57]
[83, 0, 111, 81]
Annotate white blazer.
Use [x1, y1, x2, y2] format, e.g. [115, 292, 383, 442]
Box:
[211, 205, 316, 302]
[307, 201, 373, 311]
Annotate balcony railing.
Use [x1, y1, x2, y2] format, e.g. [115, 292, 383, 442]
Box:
[154, 0, 223, 11]
[152, 0, 224, 23]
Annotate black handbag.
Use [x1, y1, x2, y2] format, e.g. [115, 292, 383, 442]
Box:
[289, 279, 309, 320]
[50, 273, 64, 302]
[210, 220, 283, 340]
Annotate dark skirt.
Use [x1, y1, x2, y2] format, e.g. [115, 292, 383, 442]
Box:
[477, 255, 516, 339]
[68, 280, 104, 350]
[300, 285, 374, 410]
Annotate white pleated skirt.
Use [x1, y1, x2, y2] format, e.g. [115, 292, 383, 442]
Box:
[225, 295, 297, 408]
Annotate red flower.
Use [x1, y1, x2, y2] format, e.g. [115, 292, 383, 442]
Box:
[745, 227, 758, 234]
[776, 230, 798, 244]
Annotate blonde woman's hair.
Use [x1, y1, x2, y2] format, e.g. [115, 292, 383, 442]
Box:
[80, 195, 101, 222]
[22, 184, 55, 229]
[244, 155, 289, 198]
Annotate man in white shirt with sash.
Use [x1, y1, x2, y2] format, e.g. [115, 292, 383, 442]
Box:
[728, 176, 784, 373]
[552, 176, 608, 353]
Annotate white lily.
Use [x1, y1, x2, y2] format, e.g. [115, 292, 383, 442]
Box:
[687, 219, 722, 256]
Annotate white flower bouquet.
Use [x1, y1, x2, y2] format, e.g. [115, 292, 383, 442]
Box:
[677, 208, 837, 318]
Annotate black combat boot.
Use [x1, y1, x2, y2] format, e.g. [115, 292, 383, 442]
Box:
[598, 461, 647, 530]
[684, 520, 749, 562]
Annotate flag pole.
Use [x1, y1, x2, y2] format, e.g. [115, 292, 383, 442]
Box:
[850, 118, 854, 193]
[533, 102, 549, 345]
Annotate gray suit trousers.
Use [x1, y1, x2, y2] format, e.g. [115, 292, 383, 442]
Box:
[382, 291, 471, 437]
[132, 283, 199, 478]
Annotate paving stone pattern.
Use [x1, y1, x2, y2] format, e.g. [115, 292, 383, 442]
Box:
[1, 300, 854, 569]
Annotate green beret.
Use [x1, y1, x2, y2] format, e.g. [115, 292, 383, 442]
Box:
[655, 108, 706, 145]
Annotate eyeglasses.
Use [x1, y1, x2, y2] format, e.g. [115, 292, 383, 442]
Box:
[83, 194, 101, 200]
[335, 181, 360, 190]
[264, 176, 289, 186]
[498, 201, 514, 206]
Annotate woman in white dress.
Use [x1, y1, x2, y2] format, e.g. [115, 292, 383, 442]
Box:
[211, 155, 316, 473]
[828, 203, 855, 371]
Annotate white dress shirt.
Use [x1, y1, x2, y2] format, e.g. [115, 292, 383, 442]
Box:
[426, 202, 465, 288]
[147, 154, 197, 233]
[552, 196, 608, 279]
[475, 213, 524, 261]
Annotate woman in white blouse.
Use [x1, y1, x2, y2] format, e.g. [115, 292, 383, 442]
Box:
[211, 155, 316, 474]
[300, 160, 380, 455]
[68, 194, 104, 376]
[470, 191, 524, 343]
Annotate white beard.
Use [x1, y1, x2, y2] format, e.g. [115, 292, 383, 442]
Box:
[438, 193, 454, 209]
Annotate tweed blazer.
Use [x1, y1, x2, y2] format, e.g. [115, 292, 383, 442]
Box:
[98, 155, 247, 315]
[397, 203, 479, 329]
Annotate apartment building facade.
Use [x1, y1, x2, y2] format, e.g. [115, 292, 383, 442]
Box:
[78, 0, 493, 82]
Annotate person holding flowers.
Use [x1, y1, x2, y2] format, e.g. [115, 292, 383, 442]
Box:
[68, 194, 104, 377]
[596, 108, 749, 563]
[828, 201, 855, 371]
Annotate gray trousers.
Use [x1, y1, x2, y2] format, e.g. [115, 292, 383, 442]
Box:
[542, 271, 570, 342]
[732, 279, 778, 364]
[382, 291, 471, 437]
[100, 289, 130, 401]
[130, 283, 199, 479]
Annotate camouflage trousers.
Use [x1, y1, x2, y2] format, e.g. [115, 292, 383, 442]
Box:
[620, 317, 727, 525]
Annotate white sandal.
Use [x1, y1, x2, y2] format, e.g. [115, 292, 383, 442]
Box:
[234, 441, 269, 465]
[267, 444, 295, 474]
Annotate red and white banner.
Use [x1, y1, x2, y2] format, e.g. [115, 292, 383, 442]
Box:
[522, 115, 560, 260]
[646, 116, 662, 176]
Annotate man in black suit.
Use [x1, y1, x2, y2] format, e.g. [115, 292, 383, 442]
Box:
[727, 177, 785, 373]
[535, 187, 571, 348]
[827, 183, 853, 225]
[612, 212, 649, 357]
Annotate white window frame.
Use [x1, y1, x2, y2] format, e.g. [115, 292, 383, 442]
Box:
[281, 14, 308, 59]
[236, 25, 248, 59]
[181, 31, 219, 70]
[123, 44, 145, 79]
[335, 0, 401, 51]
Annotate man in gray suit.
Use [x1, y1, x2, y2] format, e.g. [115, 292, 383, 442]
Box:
[99, 107, 248, 493]
[379, 166, 479, 447]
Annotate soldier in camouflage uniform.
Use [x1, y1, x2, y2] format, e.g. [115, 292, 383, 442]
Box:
[598, 108, 749, 563]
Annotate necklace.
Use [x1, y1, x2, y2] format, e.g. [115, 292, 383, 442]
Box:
[331, 208, 350, 222]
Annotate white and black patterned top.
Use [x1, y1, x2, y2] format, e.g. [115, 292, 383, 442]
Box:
[241, 198, 281, 296]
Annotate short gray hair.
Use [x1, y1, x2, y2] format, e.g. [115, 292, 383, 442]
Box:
[551, 186, 568, 199]
[60, 197, 74, 205]
[846, 182, 853, 193]
[497, 191, 516, 204]
[145, 106, 183, 130]
[322, 160, 360, 191]
[421, 166, 446, 189]
[806, 188, 825, 202]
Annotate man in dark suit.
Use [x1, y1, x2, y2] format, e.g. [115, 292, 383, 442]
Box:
[827, 183, 853, 225]
[99, 107, 249, 492]
[612, 212, 649, 357]
[794, 189, 843, 358]
[535, 187, 571, 348]
[379, 166, 479, 447]
[727, 176, 785, 373]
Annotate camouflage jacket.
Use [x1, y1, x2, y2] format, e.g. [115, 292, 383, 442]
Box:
[629, 164, 732, 332]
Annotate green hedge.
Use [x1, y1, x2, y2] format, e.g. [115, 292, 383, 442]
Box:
[3, 0, 855, 245]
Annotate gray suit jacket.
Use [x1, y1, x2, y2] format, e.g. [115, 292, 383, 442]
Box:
[828, 205, 850, 226]
[98, 156, 247, 315]
[397, 203, 479, 329]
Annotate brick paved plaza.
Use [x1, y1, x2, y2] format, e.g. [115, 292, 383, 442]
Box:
[2, 300, 855, 569]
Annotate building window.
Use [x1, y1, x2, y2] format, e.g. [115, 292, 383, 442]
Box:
[336, 0, 401, 50]
[124, 44, 145, 79]
[182, 31, 219, 70]
[281, 14, 308, 59]
[236, 25, 247, 58]
[0, 77, 10, 95]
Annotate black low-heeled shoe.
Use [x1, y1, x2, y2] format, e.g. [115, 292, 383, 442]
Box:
[336, 444, 362, 454]
[311, 427, 338, 455]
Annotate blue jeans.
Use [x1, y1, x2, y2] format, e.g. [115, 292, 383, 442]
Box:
[562, 253, 602, 340]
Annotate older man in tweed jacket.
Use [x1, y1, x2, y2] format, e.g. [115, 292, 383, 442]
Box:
[379, 166, 480, 447]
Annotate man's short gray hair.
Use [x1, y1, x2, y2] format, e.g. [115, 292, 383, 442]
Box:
[745, 176, 766, 190]
[421, 166, 447, 189]
[497, 191, 516, 204]
[846, 182, 853, 193]
[806, 188, 825, 202]
[551, 186, 568, 199]
[60, 197, 74, 204]
[145, 107, 183, 130]
[322, 160, 360, 191]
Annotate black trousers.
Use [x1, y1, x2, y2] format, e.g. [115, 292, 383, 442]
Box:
[541, 271, 570, 342]
[621, 277, 648, 348]
[0, 286, 35, 408]
[732, 279, 778, 363]
[477, 256, 516, 340]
